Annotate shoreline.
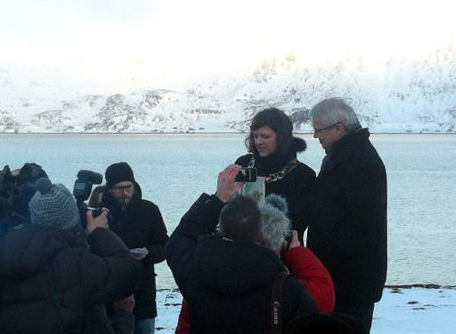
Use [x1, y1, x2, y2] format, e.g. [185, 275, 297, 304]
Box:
[1, 131, 456, 136]
[156, 284, 456, 293]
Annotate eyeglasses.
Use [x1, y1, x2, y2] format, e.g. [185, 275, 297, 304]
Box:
[111, 184, 134, 193]
[313, 122, 341, 134]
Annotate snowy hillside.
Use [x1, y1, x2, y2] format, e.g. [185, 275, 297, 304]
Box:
[1, 49, 456, 133]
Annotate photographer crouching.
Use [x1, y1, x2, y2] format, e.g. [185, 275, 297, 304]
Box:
[0, 177, 143, 334]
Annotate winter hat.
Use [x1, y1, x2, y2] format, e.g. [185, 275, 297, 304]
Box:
[265, 193, 289, 217]
[29, 178, 80, 230]
[105, 162, 135, 189]
[259, 194, 291, 252]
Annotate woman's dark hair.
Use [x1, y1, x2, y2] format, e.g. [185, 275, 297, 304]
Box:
[246, 108, 294, 155]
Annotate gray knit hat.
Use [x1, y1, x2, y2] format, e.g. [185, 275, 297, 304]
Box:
[29, 178, 80, 230]
[259, 194, 291, 253]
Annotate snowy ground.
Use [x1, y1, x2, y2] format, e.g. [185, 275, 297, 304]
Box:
[155, 286, 456, 334]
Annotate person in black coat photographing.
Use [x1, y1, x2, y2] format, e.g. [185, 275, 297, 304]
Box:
[166, 164, 318, 334]
[0, 178, 142, 334]
[306, 98, 387, 332]
[235, 108, 316, 242]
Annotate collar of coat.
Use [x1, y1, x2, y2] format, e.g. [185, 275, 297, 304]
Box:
[318, 128, 370, 177]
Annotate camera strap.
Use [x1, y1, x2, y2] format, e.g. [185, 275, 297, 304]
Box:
[271, 271, 289, 334]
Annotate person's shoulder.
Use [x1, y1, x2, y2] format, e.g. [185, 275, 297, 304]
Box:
[295, 161, 316, 177]
[139, 198, 161, 212]
[235, 154, 253, 166]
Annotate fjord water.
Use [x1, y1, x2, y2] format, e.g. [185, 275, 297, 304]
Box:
[1, 133, 455, 289]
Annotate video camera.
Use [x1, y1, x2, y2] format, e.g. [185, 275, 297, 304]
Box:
[0, 163, 48, 227]
[73, 170, 104, 228]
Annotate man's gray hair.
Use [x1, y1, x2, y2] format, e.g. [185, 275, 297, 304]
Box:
[259, 195, 291, 253]
[310, 98, 361, 132]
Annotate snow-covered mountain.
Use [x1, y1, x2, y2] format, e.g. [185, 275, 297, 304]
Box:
[1, 48, 456, 133]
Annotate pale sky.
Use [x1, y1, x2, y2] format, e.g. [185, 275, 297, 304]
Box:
[1, 0, 455, 92]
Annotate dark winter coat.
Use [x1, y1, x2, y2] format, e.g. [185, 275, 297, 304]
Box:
[235, 139, 316, 240]
[306, 128, 387, 306]
[0, 225, 142, 334]
[166, 194, 318, 334]
[102, 183, 169, 320]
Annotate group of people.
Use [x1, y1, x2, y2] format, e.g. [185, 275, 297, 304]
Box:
[0, 97, 387, 334]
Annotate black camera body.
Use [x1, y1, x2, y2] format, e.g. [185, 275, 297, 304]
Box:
[73, 170, 103, 228]
[235, 167, 257, 182]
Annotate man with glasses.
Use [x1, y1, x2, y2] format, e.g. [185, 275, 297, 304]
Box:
[102, 162, 169, 334]
[306, 98, 387, 332]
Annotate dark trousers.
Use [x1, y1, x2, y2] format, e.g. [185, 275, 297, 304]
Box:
[335, 302, 375, 333]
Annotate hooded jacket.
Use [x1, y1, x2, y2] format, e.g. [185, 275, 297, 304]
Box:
[102, 182, 169, 320]
[0, 225, 142, 334]
[166, 194, 318, 334]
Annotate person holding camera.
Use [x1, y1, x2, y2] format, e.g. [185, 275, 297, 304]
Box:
[0, 178, 142, 334]
[101, 162, 169, 334]
[166, 164, 318, 334]
[259, 194, 335, 314]
[235, 108, 316, 242]
[173, 193, 334, 334]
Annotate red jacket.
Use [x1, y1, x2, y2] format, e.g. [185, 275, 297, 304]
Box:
[282, 246, 335, 313]
[174, 246, 335, 334]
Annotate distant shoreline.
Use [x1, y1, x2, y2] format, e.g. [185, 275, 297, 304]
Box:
[1, 132, 456, 136]
[156, 284, 456, 293]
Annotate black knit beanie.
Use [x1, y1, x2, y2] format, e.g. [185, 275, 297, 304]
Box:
[105, 162, 135, 189]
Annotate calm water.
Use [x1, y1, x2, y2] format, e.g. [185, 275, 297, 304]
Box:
[1, 133, 455, 288]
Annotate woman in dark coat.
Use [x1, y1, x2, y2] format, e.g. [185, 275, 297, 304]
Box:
[235, 108, 316, 241]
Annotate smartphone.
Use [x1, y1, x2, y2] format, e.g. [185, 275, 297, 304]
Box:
[235, 167, 257, 182]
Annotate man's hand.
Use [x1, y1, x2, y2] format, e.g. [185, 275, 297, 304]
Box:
[85, 208, 109, 233]
[216, 164, 243, 203]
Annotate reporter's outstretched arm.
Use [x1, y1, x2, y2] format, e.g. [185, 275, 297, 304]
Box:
[166, 165, 242, 295]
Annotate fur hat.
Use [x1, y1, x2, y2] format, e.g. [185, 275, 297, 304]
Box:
[259, 194, 291, 252]
[29, 178, 80, 230]
[105, 162, 135, 189]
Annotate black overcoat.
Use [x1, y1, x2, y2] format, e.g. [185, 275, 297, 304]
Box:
[307, 128, 387, 306]
[0, 225, 142, 334]
[166, 194, 318, 334]
[102, 183, 169, 320]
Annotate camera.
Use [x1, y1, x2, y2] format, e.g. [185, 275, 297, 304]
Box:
[235, 167, 257, 182]
[73, 170, 103, 228]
